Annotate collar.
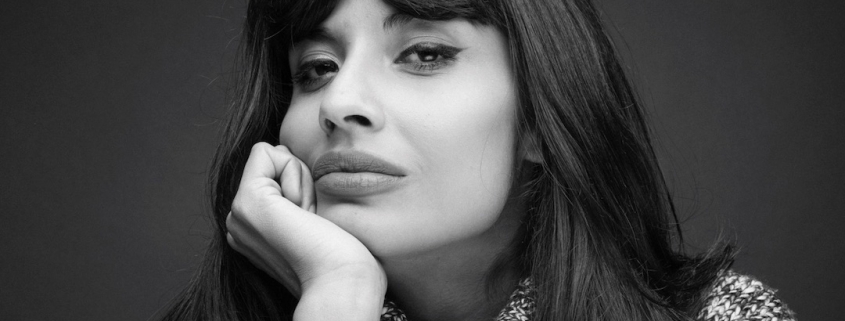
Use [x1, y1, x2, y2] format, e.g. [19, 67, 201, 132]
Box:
[380, 278, 535, 321]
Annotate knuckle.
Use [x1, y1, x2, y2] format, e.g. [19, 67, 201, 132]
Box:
[230, 190, 271, 225]
[230, 197, 248, 217]
[275, 145, 291, 154]
[251, 142, 270, 154]
[226, 233, 241, 251]
[225, 212, 234, 228]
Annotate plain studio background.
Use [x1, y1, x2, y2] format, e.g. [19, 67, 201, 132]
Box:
[1, 1, 842, 320]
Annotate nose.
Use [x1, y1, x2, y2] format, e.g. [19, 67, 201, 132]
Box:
[318, 58, 385, 136]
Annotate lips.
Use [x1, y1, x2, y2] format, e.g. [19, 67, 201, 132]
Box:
[311, 150, 407, 196]
[312, 150, 406, 180]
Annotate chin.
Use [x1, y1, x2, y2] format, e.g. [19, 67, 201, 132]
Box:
[314, 206, 418, 257]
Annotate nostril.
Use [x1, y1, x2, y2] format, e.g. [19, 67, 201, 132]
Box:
[324, 119, 336, 131]
[344, 115, 372, 126]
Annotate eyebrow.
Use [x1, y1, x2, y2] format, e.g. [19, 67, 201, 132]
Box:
[297, 28, 334, 45]
[383, 12, 416, 31]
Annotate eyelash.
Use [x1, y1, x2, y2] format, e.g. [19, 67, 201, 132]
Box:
[291, 42, 462, 91]
[292, 59, 338, 89]
[395, 42, 462, 72]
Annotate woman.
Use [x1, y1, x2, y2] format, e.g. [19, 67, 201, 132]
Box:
[161, 0, 794, 320]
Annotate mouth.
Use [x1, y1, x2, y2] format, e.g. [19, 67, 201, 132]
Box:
[312, 150, 407, 196]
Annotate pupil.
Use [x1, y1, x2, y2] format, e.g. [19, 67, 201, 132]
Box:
[420, 51, 437, 62]
[314, 62, 335, 76]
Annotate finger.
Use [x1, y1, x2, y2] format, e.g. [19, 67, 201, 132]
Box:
[274, 258, 303, 298]
[226, 222, 273, 272]
[226, 210, 254, 239]
[228, 232, 275, 279]
[228, 232, 277, 278]
[227, 232, 302, 297]
[299, 161, 316, 212]
[226, 232, 239, 251]
[225, 211, 239, 234]
[226, 212, 264, 256]
[280, 157, 303, 207]
[225, 212, 251, 253]
[240, 143, 294, 184]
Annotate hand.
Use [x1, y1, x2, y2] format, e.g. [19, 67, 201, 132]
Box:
[225, 143, 386, 316]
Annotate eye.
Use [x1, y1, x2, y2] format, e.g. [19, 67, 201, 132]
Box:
[395, 42, 462, 73]
[292, 58, 339, 91]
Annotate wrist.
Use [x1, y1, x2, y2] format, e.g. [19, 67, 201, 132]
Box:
[295, 264, 387, 321]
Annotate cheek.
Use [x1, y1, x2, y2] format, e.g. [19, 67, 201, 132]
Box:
[421, 58, 518, 189]
[279, 100, 322, 161]
[433, 108, 516, 230]
[395, 73, 518, 245]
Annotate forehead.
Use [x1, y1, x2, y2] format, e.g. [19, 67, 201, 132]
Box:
[280, 0, 497, 44]
[324, 0, 391, 28]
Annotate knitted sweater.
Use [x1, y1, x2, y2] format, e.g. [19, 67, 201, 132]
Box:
[380, 271, 795, 321]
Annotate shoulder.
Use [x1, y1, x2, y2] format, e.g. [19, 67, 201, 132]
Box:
[697, 270, 796, 321]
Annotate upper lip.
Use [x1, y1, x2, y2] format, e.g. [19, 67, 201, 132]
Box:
[312, 150, 406, 181]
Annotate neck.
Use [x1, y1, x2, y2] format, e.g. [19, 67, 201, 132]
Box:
[379, 198, 526, 321]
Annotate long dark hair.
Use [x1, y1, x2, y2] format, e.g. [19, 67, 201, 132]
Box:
[159, 0, 733, 320]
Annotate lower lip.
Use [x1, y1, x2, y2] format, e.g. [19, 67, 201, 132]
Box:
[315, 172, 404, 197]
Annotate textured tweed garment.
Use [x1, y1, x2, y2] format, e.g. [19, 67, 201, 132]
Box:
[380, 271, 795, 321]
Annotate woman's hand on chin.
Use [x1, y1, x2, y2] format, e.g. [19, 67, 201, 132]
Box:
[226, 142, 387, 321]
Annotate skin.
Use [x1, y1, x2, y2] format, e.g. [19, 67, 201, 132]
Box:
[227, 0, 531, 320]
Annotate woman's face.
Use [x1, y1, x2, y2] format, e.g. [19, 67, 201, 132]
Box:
[279, 0, 519, 258]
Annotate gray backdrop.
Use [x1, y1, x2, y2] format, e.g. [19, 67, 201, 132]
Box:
[1, 1, 842, 320]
